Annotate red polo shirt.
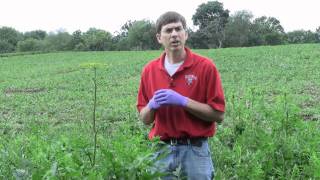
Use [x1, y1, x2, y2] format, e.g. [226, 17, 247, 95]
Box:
[137, 48, 225, 140]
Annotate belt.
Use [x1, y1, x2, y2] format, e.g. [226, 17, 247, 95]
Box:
[163, 137, 207, 147]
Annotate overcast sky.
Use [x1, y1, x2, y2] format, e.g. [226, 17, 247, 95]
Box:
[1, 0, 319, 34]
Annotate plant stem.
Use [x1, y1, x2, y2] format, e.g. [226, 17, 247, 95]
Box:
[283, 92, 288, 135]
[93, 67, 97, 167]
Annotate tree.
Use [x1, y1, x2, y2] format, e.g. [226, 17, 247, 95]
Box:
[251, 16, 285, 45]
[248, 23, 265, 46]
[127, 20, 160, 50]
[119, 20, 134, 37]
[112, 20, 134, 50]
[224, 10, 253, 47]
[254, 16, 284, 34]
[112, 33, 129, 50]
[316, 26, 320, 43]
[203, 21, 225, 48]
[0, 40, 15, 53]
[83, 28, 113, 51]
[0, 26, 22, 52]
[192, 1, 229, 48]
[187, 28, 208, 49]
[286, 30, 318, 44]
[44, 31, 73, 51]
[69, 30, 86, 51]
[23, 30, 47, 40]
[17, 38, 44, 52]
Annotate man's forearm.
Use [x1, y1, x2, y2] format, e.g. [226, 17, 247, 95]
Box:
[139, 106, 155, 125]
[184, 98, 224, 123]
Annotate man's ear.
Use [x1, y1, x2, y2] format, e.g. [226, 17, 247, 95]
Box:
[185, 31, 188, 41]
[156, 33, 161, 44]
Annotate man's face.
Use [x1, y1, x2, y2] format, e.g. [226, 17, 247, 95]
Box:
[156, 22, 188, 52]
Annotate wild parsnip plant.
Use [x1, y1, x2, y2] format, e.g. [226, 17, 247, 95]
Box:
[0, 44, 319, 179]
[80, 63, 107, 168]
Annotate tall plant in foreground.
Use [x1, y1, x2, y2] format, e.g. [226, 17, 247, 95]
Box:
[80, 63, 107, 167]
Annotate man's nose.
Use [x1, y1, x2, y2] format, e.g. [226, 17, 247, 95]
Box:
[171, 29, 178, 37]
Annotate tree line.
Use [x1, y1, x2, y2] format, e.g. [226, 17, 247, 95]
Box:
[1, 1, 319, 54]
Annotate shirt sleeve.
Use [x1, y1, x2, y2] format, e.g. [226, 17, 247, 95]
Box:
[206, 63, 225, 112]
[136, 67, 149, 112]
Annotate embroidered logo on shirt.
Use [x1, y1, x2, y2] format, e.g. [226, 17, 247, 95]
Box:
[185, 74, 197, 86]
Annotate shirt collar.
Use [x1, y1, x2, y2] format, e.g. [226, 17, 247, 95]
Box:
[158, 47, 194, 71]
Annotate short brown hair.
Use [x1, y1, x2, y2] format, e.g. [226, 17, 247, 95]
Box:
[156, 11, 187, 33]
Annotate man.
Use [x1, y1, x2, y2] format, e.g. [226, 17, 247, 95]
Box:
[137, 11, 225, 179]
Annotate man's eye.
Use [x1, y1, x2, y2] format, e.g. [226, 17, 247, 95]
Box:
[166, 29, 173, 33]
[175, 27, 182, 31]
[163, 27, 183, 33]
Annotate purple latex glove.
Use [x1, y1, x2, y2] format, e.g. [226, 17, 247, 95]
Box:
[147, 96, 161, 110]
[154, 89, 188, 107]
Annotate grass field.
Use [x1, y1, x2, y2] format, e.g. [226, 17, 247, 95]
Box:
[0, 44, 319, 179]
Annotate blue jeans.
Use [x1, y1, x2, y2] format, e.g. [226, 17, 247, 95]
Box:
[153, 139, 214, 180]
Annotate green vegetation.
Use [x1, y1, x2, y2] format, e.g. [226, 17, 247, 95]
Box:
[1, 1, 319, 53]
[0, 44, 319, 179]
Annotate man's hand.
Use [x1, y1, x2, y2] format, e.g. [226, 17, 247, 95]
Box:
[154, 89, 188, 106]
[147, 96, 161, 110]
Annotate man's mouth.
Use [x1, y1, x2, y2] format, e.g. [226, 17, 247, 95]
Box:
[171, 41, 180, 46]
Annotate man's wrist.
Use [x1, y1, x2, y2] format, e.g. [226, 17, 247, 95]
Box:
[147, 101, 155, 110]
[181, 96, 189, 107]
[148, 98, 159, 110]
